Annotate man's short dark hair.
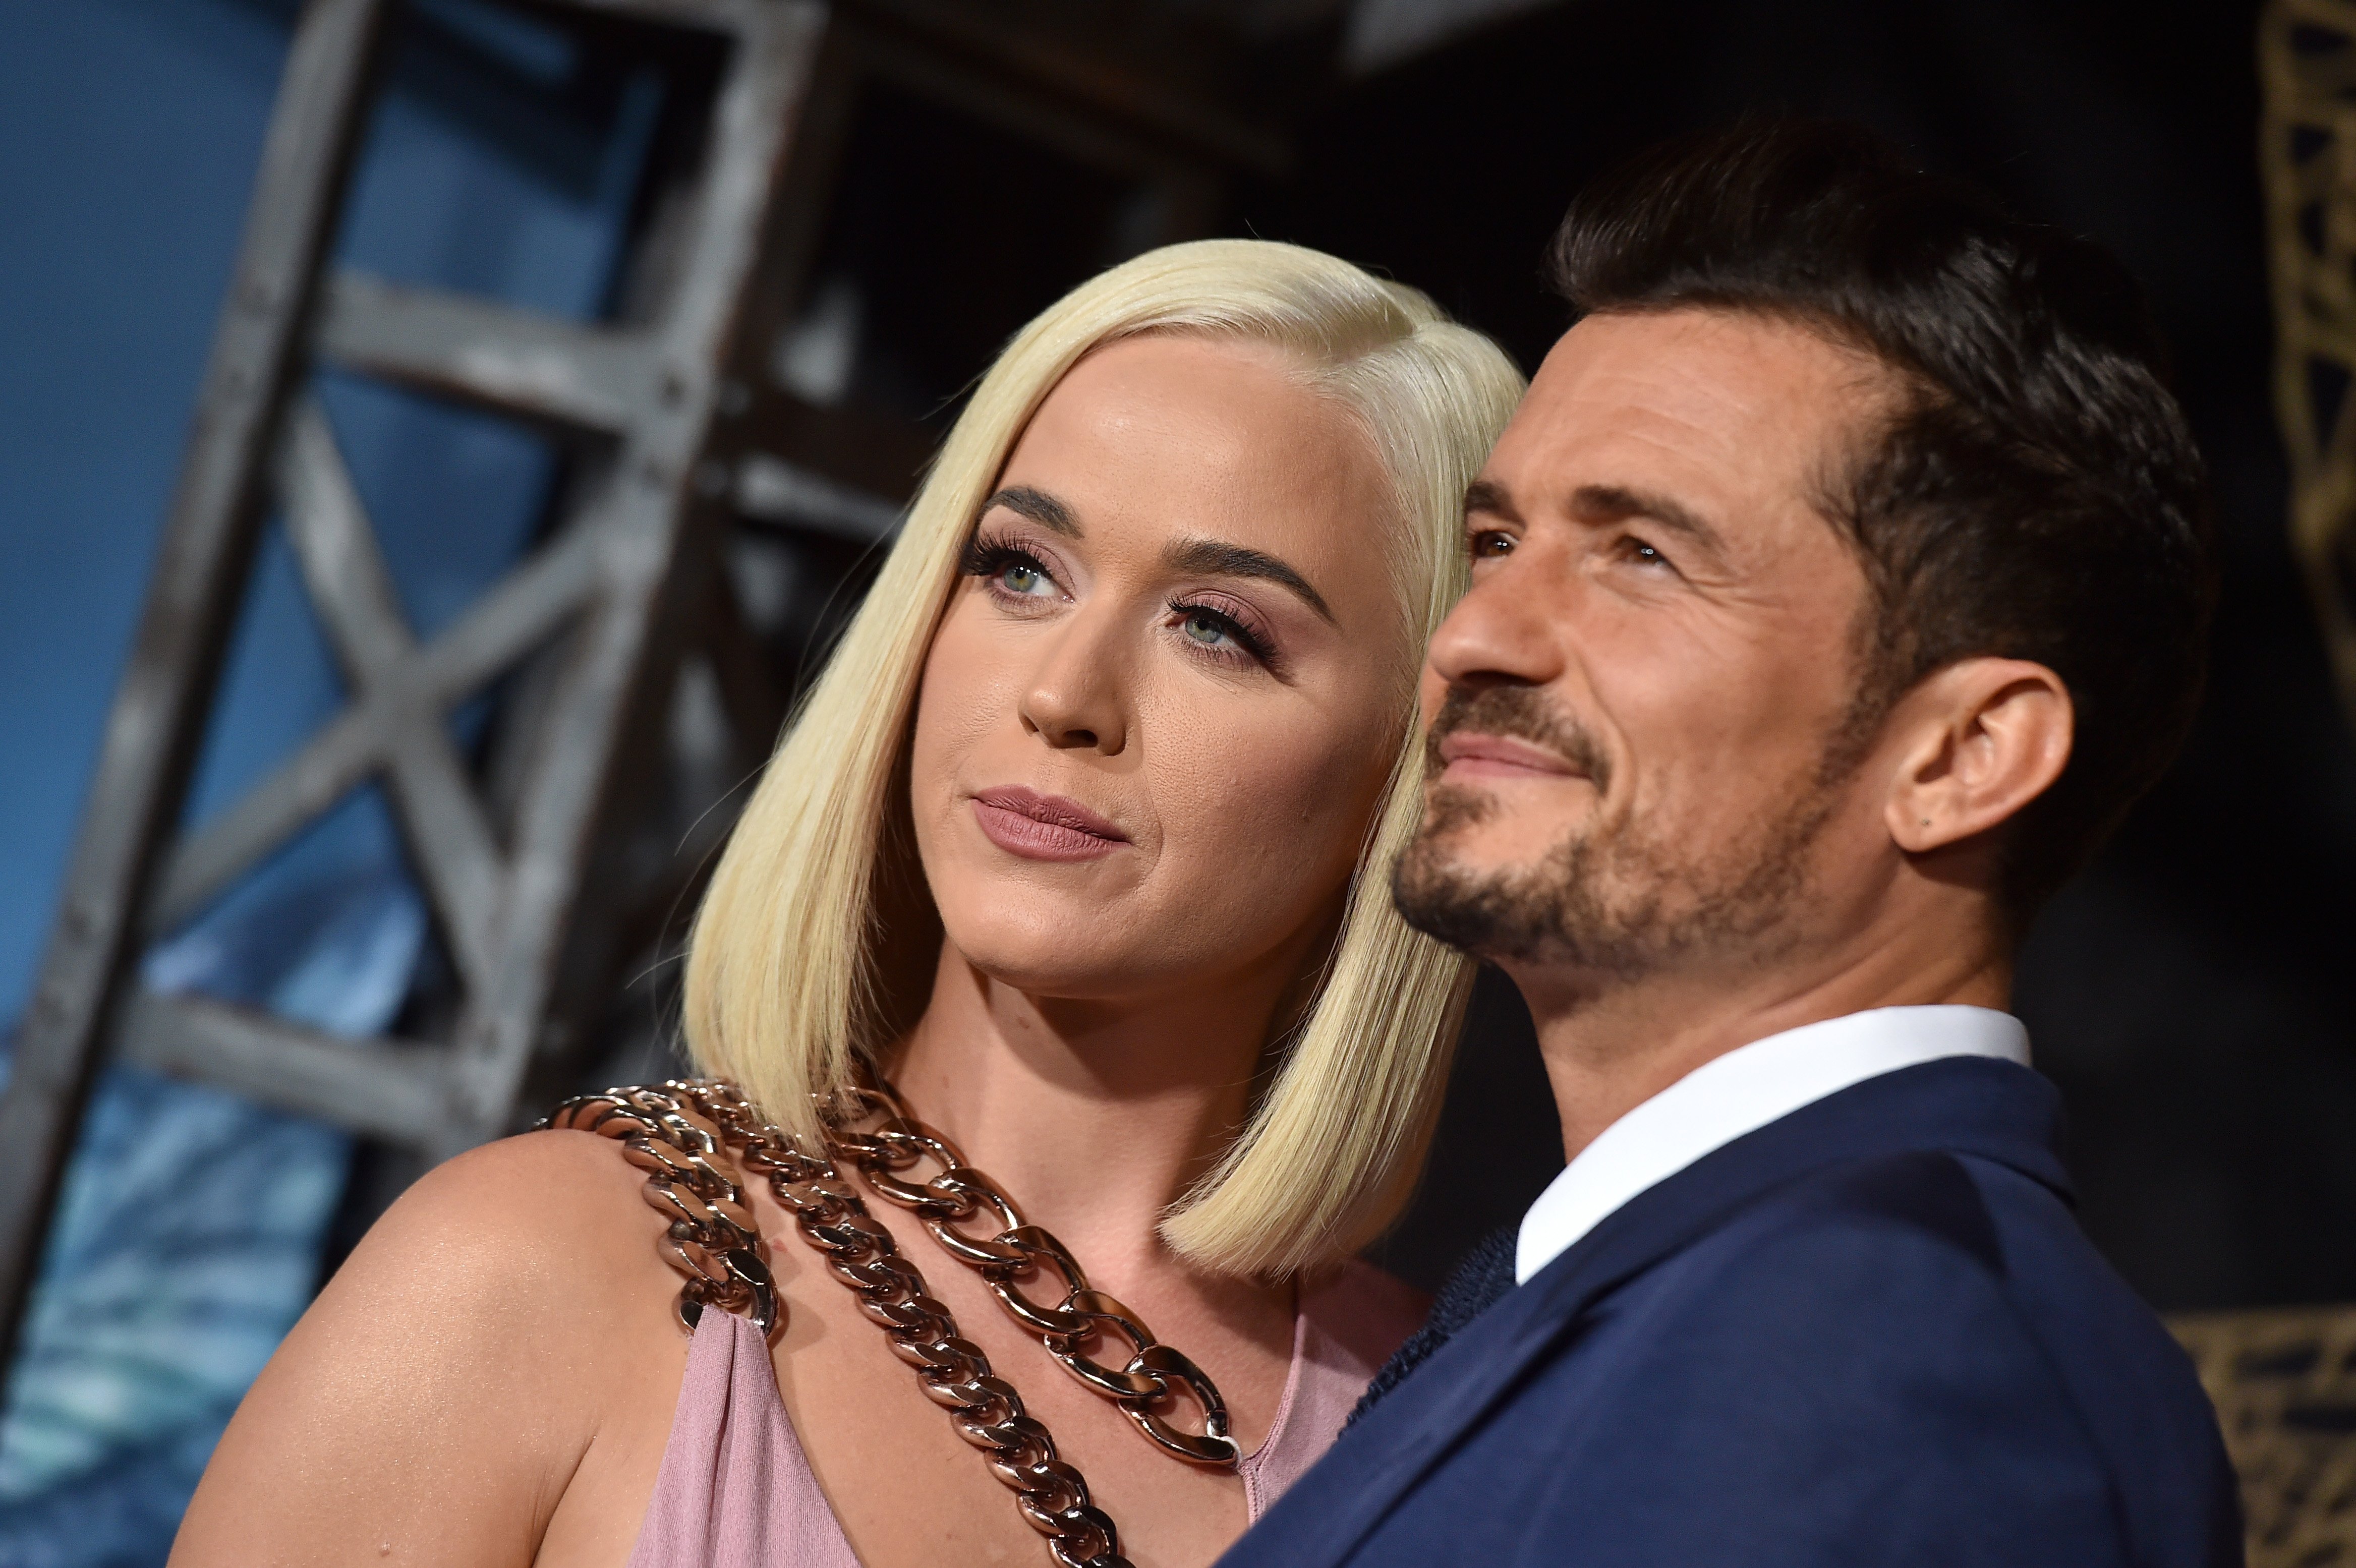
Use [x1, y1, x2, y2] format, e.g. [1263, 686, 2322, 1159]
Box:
[1547, 119, 2215, 923]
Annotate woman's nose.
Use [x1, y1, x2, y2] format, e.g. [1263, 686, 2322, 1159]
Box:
[1017, 612, 1130, 755]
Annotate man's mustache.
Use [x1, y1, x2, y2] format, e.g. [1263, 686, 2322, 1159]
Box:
[1424, 684, 1615, 794]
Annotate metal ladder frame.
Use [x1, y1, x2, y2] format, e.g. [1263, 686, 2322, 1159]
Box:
[0, 0, 1274, 1373]
[0, 0, 829, 1366]
[2263, 0, 2356, 729]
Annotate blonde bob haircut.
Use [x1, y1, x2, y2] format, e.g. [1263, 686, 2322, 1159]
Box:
[684, 238, 1524, 1277]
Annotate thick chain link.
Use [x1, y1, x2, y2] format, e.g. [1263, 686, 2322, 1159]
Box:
[828, 1079, 1242, 1468]
[542, 1079, 1132, 1568]
[545, 1084, 781, 1339]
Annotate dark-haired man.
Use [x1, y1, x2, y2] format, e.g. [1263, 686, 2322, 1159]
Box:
[1223, 122, 2239, 1567]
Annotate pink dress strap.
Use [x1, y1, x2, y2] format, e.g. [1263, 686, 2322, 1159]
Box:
[626, 1309, 858, 1568]
[628, 1260, 1427, 1564]
[1240, 1258, 1429, 1516]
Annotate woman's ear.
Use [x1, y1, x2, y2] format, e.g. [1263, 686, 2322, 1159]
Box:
[1883, 658, 2074, 854]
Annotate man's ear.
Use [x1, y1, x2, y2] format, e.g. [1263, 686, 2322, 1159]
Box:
[1882, 658, 2073, 854]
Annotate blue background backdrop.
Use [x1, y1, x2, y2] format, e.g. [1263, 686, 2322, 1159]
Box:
[0, 1, 656, 1556]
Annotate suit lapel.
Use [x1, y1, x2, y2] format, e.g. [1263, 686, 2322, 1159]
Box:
[1255, 1058, 2070, 1568]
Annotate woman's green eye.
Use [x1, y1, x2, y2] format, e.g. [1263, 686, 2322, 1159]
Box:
[1182, 612, 1231, 646]
[999, 562, 1047, 595]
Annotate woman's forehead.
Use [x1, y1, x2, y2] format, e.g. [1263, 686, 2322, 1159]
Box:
[1000, 335, 1391, 568]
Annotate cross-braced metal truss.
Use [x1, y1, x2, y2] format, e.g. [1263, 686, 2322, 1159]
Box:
[0, 0, 1276, 1371]
[0, 0, 830, 1276]
[2263, 0, 2356, 723]
[2174, 1306, 2356, 1567]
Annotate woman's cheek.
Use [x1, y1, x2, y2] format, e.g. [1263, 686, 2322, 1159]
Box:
[1277, 715, 1402, 878]
[1178, 717, 1368, 896]
[909, 628, 996, 844]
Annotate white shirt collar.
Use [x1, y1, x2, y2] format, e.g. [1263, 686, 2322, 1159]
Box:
[1514, 1005, 2031, 1284]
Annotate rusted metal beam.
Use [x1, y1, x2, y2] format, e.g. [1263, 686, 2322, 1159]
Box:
[316, 271, 660, 434]
[849, 18, 1237, 189]
[279, 404, 509, 990]
[698, 563, 792, 760]
[735, 384, 933, 503]
[112, 990, 451, 1146]
[143, 481, 606, 940]
[10, 0, 1262, 1395]
[850, 0, 1290, 175]
[732, 451, 903, 542]
[0, 0, 393, 1367]
[2261, 0, 2356, 728]
[434, 0, 830, 1153]
[2171, 1304, 2356, 1565]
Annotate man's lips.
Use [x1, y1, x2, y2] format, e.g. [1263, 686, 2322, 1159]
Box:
[970, 786, 1129, 861]
[1435, 732, 1588, 782]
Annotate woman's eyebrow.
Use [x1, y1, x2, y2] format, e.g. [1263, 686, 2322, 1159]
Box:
[980, 485, 1081, 537]
[1163, 537, 1336, 623]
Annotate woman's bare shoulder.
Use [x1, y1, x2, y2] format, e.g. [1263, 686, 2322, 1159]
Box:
[353, 1126, 675, 1320]
[271, 1122, 687, 1419]
[170, 1128, 686, 1566]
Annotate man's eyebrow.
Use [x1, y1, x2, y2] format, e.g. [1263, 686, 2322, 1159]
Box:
[1569, 483, 1728, 553]
[1464, 478, 1517, 520]
[1163, 537, 1335, 624]
[980, 485, 1081, 537]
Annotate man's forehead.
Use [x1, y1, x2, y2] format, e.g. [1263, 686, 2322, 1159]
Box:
[1480, 307, 1896, 513]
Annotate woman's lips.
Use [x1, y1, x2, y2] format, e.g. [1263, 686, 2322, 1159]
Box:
[970, 787, 1129, 862]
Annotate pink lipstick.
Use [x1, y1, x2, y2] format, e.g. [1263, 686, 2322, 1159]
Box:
[971, 787, 1128, 862]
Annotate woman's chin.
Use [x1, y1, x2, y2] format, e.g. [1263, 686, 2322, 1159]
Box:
[949, 944, 1162, 1003]
[939, 913, 1192, 1005]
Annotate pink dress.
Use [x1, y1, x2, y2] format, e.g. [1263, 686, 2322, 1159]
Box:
[627, 1260, 1424, 1567]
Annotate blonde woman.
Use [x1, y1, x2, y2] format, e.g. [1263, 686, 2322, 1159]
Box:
[173, 240, 1523, 1568]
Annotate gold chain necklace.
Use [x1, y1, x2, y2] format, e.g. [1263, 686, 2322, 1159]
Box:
[545, 1080, 1131, 1568]
[826, 1076, 1240, 1467]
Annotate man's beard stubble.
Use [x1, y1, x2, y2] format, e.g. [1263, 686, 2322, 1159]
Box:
[1391, 684, 1842, 979]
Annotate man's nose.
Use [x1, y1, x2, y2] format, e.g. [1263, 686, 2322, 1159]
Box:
[1426, 548, 1569, 691]
[1016, 606, 1131, 754]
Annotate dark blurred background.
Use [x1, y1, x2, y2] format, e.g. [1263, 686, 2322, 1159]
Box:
[1, 0, 2345, 1557]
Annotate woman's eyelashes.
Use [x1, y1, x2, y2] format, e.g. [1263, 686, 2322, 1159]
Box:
[962, 528, 1284, 672]
[1165, 595, 1279, 670]
[963, 533, 1064, 607]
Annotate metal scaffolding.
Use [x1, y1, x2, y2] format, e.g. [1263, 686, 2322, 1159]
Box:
[2155, 12, 2356, 1566]
[0, 0, 1276, 1369]
[2262, 0, 2356, 727]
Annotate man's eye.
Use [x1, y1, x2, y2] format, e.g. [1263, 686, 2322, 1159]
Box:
[1470, 530, 1516, 559]
[1622, 537, 1669, 568]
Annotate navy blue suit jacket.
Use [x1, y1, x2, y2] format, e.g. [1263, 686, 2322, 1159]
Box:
[1224, 1059, 2240, 1568]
